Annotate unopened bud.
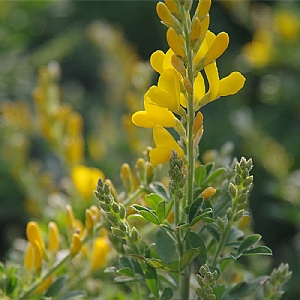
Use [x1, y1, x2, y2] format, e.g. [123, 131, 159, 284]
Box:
[131, 227, 139, 242]
[70, 233, 82, 255]
[201, 187, 216, 200]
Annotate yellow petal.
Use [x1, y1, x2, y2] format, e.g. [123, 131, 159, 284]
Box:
[24, 243, 33, 270]
[48, 221, 60, 253]
[71, 233, 82, 255]
[200, 15, 210, 42]
[197, 0, 212, 20]
[149, 147, 173, 165]
[165, 0, 179, 15]
[167, 28, 185, 58]
[205, 62, 220, 101]
[218, 72, 246, 97]
[150, 125, 184, 165]
[190, 17, 201, 42]
[205, 32, 229, 65]
[147, 69, 180, 112]
[145, 100, 176, 127]
[164, 48, 175, 70]
[132, 111, 156, 128]
[156, 2, 173, 26]
[91, 237, 110, 272]
[194, 72, 205, 103]
[150, 50, 165, 74]
[26, 221, 45, 251]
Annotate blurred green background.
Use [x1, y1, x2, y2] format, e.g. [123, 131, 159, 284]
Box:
[1, 1, 300, 299]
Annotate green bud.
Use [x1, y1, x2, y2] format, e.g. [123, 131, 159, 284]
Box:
[217, 217, 225, 231]
[119, 203, 126, 220]
[246, 158, 253, 171]
[244, 175, 253, 189]
[228, 182, 237, 199]
[94, 190, 103, 201]
[106, 212, 118, 224]
[119, 222, 127, 232]
[99, 202, 110, 212]
[238, 193, 247, 204]
[104, 194, 113, 205]
[233, 209, 244, 222]
[226, 207, 233, 220]
[235, 174, 242, 186]
[111, 227, 126, 239]
[103, 182, 111, 195]
[130, 226, 139, 242]
[112, 202, 120, 213]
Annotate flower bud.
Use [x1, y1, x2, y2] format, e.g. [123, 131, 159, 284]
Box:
[26, 221, 45, 252]
[121, 163, 133, 193]
[165, 0, 179, 15]
[156, 2, 173, 27]
[167, 28, 185, 58]
[119, 203, 126, 220]
[71, 233, 82, 255]
[48, 221, 60, 253]
[200, 187, 216, 200]
[66, 204, 75, 232]
[85, 209, 94, 235]
[131, 227, 139, 243]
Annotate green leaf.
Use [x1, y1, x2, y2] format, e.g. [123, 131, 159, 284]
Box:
[224, 276, 269, 299]
[160, 287, 173, 300]
[114, 276, 138, 283]
[195, 165, 207, 187]
[149, 182, 170, 200]
[46, 275, 68, 296]
[205, 162, 215, 175]
[214, 285, 225, 300]
[57, 291, 87, 300]
[238, 234, 262, 254]
[147, 259, 179, 273]
[226, 227, 244, 245]
[145, 264, 159, 298]
[242, 246, 272, 256]
[188, 232, 207, 265]
[188, 197, 204, 223]
[180, 248, 201, 271]
[156, 228, 176, 264]
[145, 193, 164, 210]
[132, 204, 152, 212]
[139, 210, 160, 225]
[204, 168, 226, 185]
[117, 267, 135, 277]
[156, 200, 165, 224]
[190, 208, 212, 226]
[111, 227, 126, 238]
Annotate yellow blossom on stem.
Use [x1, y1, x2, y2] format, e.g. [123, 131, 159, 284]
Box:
[196, 0, 211, 20]
[35, 275, 54, 294]
[167, 28, 186, 58]
[71, 233, 82, 255]
[48, 221, 60, 254]
[146, 69, 181, 113]
[149, 125, 184, 166]
[156, 2, 174, 27]
[201, 187, 216, 200]
[90, 237, 110, 272]
[150, 49, 174, 74]
[26, 222, 45, 254]
[196, 62, 246, 108]
[165, 0, 179, 15]
[132, 99, 176, 128]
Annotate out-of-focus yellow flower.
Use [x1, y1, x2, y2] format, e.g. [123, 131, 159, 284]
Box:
[132, 99, 176, 128]
[71, 165, 105, 200]
[26, 222, 45, 253]
[274, 10, 299, 42]
[71, 233, 82, 255]
[48, 222, 60, 254]
[90, 237, 110, 272]
[146, 69, 181, 113]
[201, 187, 216, 200]
[35, 275, 54, 294]
[167, 28, 185, 58]
[149, 125, 184, 165]
[242, 29, 273, 68]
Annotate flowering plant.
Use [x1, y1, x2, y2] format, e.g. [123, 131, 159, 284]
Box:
[0, 1, 291, 299]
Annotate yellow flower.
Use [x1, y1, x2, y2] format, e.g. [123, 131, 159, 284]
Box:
[132, 98, 176, 128]
[150, 48, 175, 74]
[196, 62, 245, 108]
[274, 10, 299, 43]
[242, 29, 273, 68]
[90, 237, 110, 272]
[71, 165, 105, 200]
[149, 125, 184, 165]
[167, 28, 185, 58]
[194, 30, 229, 70]
[156, 2, 174, 27]
[70, 233, 82, 255]
[146, 69, 181, 113]
[26, 222, 45, 253]
[48, 221, 60, 254]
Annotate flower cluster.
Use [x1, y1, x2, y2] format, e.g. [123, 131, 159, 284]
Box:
[132, 0, 245, 165]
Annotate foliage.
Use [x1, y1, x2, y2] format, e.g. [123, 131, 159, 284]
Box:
[0, 0, 298, 299]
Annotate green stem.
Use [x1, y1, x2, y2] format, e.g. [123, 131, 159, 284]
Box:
[19, 252, 72, 300]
